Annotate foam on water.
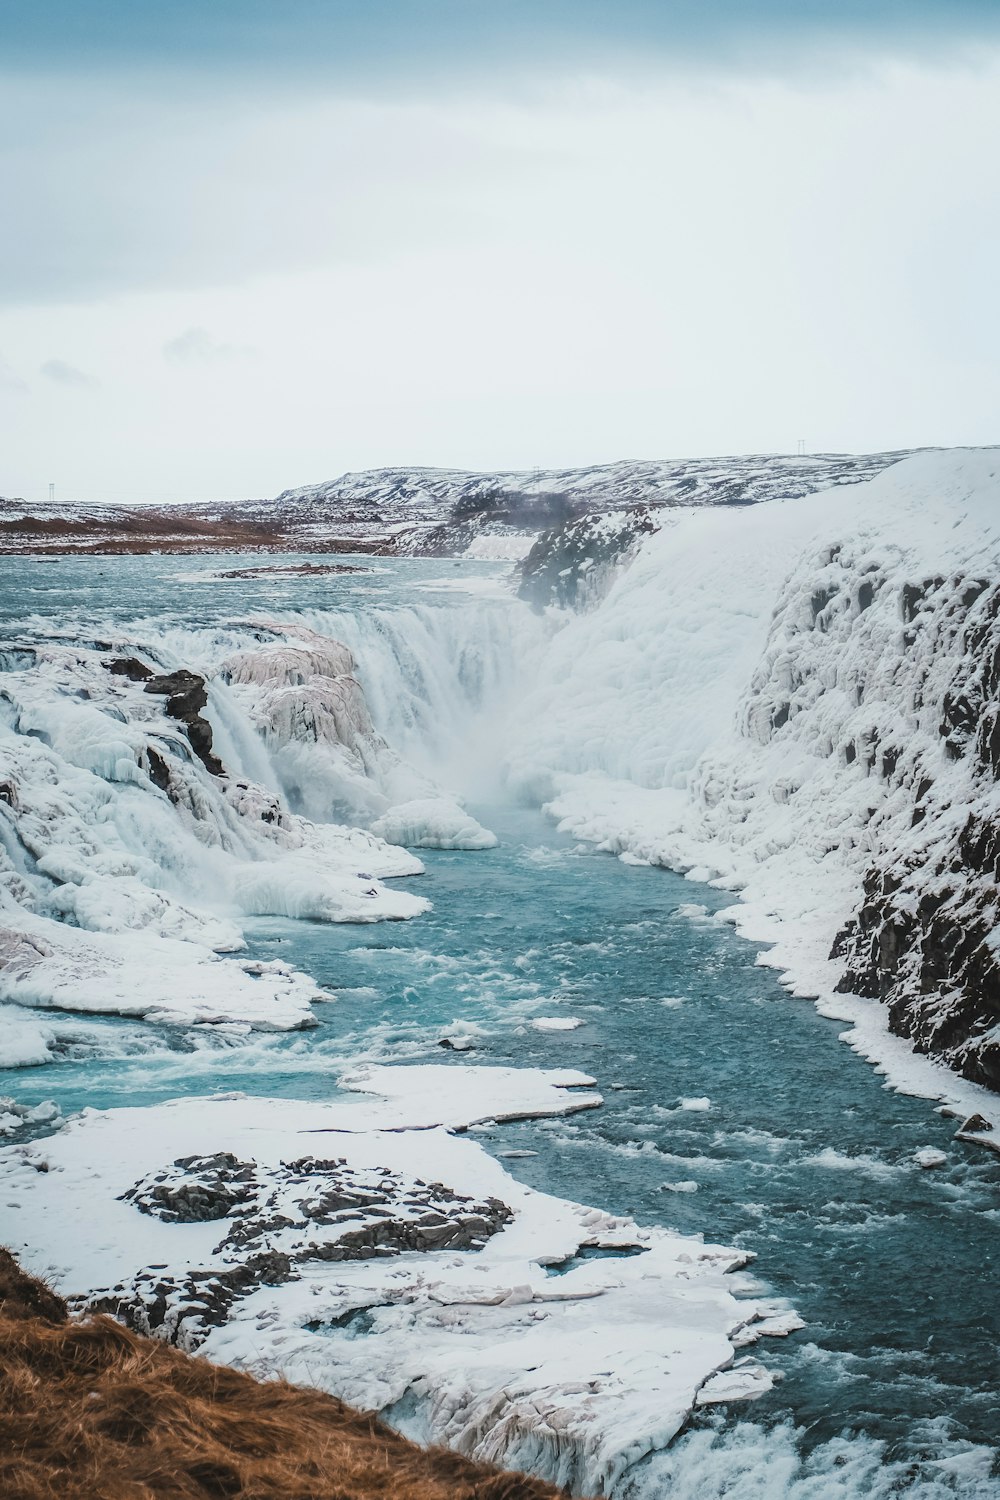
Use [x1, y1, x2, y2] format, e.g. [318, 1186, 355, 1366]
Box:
[620, 1420, 999, 1500]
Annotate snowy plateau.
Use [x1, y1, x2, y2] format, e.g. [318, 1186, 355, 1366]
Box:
[1, 445, 999, 1498]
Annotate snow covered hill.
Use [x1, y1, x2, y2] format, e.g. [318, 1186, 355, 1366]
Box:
[1, 450, 916, 556]
[265, 451, 918, 557]
[507, 449, 1000, 1104]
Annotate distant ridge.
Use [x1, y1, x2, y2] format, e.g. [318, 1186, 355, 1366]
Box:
[0, 450, 921, 556]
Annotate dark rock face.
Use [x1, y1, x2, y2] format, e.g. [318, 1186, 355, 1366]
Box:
[414, 488, 581, 558]
[519, 506, 660, 611]
[105, 656, 153, 681]
[103, 1152, 512, 1346]
[831, 581, 1000, 1092]
[122, 1152, 256, 1223]
[144, 746, 172, 793]
[144, 670, 224, 776]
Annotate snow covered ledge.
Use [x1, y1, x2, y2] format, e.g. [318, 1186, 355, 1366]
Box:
[0, 1065, 799, 1497]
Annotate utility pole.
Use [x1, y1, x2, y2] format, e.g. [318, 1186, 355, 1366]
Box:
[796, 439, 806, 457]
[48, 482, 55, 503]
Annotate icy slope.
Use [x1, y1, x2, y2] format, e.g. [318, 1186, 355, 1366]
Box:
[508, 450, 1000, 1103]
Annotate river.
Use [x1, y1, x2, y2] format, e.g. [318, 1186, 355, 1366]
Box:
[1, 552, 997, 1498]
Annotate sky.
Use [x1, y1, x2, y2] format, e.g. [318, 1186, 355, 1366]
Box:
[1, 2, 999, 503]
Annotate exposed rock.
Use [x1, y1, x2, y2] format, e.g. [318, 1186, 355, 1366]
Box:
[105, 656, 153, 681]
[123, 1152, 257, 1223]
[144, 669, 224, 776]
[214, 562, 372, 579]
[107, 1151, 512, 1344]
[519, 506, 660, 610]
[833, 578, 1000, 1090]
[144, 745, 172, 793]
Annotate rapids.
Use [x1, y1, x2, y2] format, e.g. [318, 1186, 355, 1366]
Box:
[0, 552, 997, 1498]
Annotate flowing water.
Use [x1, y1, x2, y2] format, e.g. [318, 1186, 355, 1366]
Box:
[1, 554, 997, 1498]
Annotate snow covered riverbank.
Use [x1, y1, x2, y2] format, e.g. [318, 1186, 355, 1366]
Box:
[1, 459, 999, 1496]
[1, 1065, 798, 1497]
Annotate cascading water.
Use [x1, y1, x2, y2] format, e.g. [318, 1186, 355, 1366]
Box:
[0, 548, 997, 1500]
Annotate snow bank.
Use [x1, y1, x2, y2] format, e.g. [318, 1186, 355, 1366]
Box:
[0, 1006, 62, 1068]
[0, 1067, 797, 1496]
[508, 450, 1000, 1117]
[371, 796, 498, 850]
[0, 914, 324, 1029]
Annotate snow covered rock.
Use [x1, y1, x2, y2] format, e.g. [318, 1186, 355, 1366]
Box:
[371, 796, 498, 850]
[519, 506, 660, 611]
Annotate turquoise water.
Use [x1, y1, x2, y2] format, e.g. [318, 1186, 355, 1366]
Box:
[1, 554, 998, 1492]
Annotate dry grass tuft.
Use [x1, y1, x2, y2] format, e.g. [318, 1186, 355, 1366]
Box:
[0, 1248, 568, 1500]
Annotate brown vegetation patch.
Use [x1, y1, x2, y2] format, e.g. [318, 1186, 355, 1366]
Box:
[0, 1248, 567, 1500]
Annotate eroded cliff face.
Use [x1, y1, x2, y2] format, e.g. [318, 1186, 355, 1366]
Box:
[831, 578, 1000, 1089]
[688, 505, 1000, 1092]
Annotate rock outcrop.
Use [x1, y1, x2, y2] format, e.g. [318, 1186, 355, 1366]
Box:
[519, 506, 660, 610]
[144, 668, 224, 776]
[106, 1150, 511, 1343]
[831, 579, 1000, 1089]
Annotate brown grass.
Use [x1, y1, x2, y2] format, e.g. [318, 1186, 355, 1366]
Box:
[0, 1249, 568, 1500]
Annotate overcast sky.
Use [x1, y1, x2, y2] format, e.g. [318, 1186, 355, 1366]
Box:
[2, 2, 999, 503]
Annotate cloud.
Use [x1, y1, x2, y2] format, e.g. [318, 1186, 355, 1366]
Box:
[1, 4, 998, 311]
[0, 83, 530, 307]
[1, 1, 998, 82]
[0, 356, 27, 393]
[40, 358, 97, 387]
[163, 327, 253, 363]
